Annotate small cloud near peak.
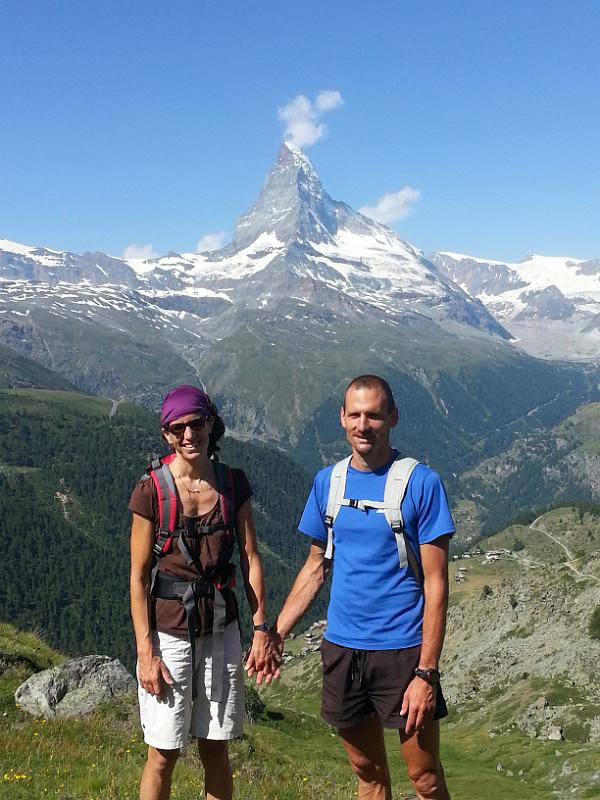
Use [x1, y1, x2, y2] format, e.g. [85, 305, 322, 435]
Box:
[277, 90, 344, 149]
[359, 187, 421, 225]
[122, 243, 158, 260]
[196, 231, 227, 253]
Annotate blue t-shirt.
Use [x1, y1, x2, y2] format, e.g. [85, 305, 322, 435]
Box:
[298, 456, 455, 650]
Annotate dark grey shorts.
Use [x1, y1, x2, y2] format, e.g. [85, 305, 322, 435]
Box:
[320, 639, 448, 730]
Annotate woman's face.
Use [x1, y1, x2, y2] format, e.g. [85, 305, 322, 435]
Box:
[162, 413, 214, 461]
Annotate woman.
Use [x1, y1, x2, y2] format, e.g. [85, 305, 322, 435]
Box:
[130, 385, 276, 800]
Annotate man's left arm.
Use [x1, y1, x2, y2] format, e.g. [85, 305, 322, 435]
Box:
[400, 534, 450, 735]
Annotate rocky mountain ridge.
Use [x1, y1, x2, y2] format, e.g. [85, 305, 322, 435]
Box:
[432, 251, 600, 360]
[1, 145, 599, 508]
[1, 145, 508, 341]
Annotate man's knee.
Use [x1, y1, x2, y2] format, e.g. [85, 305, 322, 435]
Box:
[347, 749, 389, 784]
[406, 762, 444, 798]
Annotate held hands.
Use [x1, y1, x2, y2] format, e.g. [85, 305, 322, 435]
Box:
[400, 675, 436, 735]
[137, 654, 174, 700]
[244, 629, 283, 685]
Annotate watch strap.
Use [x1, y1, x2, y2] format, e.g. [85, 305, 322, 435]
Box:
[414, 667, 440, 685]
[253, 622, 270, 633]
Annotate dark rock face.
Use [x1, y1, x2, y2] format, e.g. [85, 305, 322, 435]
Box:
[154, 294, 232, 317]
[15, 655, 135, 718]
[431, 252, 527, 296]
[515, 285, 576, 320]
[575, 259, 600, 277]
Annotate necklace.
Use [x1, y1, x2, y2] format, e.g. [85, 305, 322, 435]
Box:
[174, 474, 207, 496]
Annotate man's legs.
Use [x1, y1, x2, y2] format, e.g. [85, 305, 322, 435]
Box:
[139, 747, 179, 800]
[399, 721, 450, 800]
[197, 738, 232, 800]
[339, 715, 392, 800]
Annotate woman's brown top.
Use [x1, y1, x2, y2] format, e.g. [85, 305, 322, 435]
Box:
[129, 466, 252, 636]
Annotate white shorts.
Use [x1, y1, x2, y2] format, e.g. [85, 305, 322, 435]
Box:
[137, 621, 245, 749]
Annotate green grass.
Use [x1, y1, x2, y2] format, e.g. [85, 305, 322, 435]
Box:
[448, 553, 522, 602]
[0, 388, 153, 421]
[3, 619, 600, 799]
[1, 686, 577, 800]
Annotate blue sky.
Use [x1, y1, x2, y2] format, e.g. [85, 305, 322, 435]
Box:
[1, 0, 598, 261]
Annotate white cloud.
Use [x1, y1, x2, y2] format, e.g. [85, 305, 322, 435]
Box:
[359, 187, 421, 225]
[315, 89, 344, 112]
[122, 243, 159, 260]
[277, 90, 344, 148]
[196, 231, 227, 253]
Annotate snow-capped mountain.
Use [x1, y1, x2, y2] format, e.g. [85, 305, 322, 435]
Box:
[1, 143, 596, 470]
[432, 252, 600, 360]
[0, 144, 507, 339]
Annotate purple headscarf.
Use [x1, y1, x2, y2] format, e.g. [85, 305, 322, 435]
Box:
[161, 385, 213, 427]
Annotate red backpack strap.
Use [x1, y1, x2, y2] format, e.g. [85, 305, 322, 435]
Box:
[149, 456, 178, 557]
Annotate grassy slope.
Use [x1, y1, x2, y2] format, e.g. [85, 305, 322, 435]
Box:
[460, 401, 600, 537]
[0, 343, 76, 391]
[3, 566, 600, 800]
[0, 623, 554, 800]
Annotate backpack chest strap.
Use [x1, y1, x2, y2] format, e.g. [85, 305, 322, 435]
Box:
[339, 497, 387, 513]
[324, 455, 422, 583]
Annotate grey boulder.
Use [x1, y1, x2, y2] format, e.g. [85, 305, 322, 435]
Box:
[15, 655, 135, 718]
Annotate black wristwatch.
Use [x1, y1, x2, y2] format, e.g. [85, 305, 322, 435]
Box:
[414, 667, 440, 685]
[253, 622, 270, 633]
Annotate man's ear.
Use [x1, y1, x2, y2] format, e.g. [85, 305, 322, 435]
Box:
[339, 404, 346, 429]
[390, 407, 399, 428]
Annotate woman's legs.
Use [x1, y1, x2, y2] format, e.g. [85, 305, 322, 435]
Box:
[139, 747, 179, 800]
[197, 738, 233, 800]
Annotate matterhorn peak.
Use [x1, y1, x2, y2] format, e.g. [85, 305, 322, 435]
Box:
[276, 141, 317, 173]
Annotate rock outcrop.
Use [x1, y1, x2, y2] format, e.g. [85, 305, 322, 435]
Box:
[15, 655, 135, 718]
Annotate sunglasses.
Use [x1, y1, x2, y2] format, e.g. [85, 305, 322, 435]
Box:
[165, 417, 211, 436]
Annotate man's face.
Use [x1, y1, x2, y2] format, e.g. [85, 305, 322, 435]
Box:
[340, 385, 398, 459]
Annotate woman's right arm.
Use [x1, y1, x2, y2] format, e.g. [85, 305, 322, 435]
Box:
[130, 512, 173, 697]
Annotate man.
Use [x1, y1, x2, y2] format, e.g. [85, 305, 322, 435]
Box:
[273, 375, 454, 799]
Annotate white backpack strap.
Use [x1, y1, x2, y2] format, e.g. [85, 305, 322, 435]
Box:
[384, 457, 419, 570]
[324, 456, 352, 560]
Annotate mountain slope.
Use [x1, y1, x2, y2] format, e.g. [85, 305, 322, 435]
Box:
[453, 401, 600, 538]
[432, 251, 600, 361]
[0, 341, 76, 390]
[0, 389, 321, 668]
[1, 146, 598, 520]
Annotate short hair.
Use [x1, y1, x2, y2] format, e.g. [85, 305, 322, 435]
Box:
[343, 375, 396, 413]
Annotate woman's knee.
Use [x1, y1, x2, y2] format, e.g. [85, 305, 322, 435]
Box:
[147, 746, 179, 774]
[197, 738, 230, 764]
